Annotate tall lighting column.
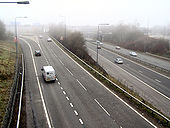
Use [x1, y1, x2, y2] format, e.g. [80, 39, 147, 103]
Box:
[15, 17, 27, 60]
[96, 24, 109, 63]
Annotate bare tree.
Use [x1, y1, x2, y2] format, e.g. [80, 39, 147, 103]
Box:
[0, 20, 7, 40]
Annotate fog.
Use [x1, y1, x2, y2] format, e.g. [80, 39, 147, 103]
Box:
[0, 0, 170, 27]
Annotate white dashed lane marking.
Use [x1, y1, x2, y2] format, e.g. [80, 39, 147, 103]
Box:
[59, 60, 64, 65]
[155, 79, 161, 83]
[63, 91, 66, 95]
[59, 85, 85, 126]
[66, 97, 69, 101]
[76, 79, 87, 91]
[74, 110, 79, 116]
[139, 70, 143, 73]
[94, 99, 110, 116]
[79, 119, 84, 125]
[70, 103, 74, 108]
[66, 68, 73, 76]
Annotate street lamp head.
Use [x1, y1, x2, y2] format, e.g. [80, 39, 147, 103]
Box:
[17, 1, 29, 4]
[0, 1, 30, 4]
[99, 24, 109, 26]
[16, 16, 27, 19]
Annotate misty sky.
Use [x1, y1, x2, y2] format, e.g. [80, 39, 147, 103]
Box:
[0, 0, 170, 27]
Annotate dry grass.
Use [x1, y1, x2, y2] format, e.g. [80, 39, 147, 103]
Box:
[0, 40, 16, 127]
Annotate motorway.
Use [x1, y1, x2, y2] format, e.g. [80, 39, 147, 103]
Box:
[19, 34, 156, 128]
[85, 42, 170, 117]
[102, 42, 170, 72]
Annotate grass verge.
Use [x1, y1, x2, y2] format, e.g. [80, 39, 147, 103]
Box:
[0, 40, 16, 127]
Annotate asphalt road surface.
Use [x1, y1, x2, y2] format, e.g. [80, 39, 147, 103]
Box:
[19, 34, 156, 128]
[102, 42, 170, 72]
[85, 42, 170, 117]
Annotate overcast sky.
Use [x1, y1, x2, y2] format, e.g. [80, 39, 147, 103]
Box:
[0, 0, 170, 27]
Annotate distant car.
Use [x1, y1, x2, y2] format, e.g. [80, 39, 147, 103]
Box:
[115, 46, 120, 50]
[39, 35, 43, 39]
[115, 58, 123, 64]
[99, 42, 103, 45]
[97, 41, 103, 46]
[97, 46, 101, 49]
[35, 50, 41, 56]
[129, 51, 137, 56]
[47, 38, 52, 42]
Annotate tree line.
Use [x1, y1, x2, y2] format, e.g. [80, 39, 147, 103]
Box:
[0, 20, 13, 41]
[0, 20, 7, 40]
[49, 24, 107, 75]
[97, 24, 170, 57]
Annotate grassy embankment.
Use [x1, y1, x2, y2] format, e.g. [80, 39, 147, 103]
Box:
[0, 40, 16, 126]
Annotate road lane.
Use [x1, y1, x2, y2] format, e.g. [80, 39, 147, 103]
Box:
[20, 35, 156, 127]
[46, 35, 156, 127]
[19, 39, 49, 127]
[85, 42, 170, 117]
[102, 42, 170, 72]
[86, 42, 170, 98]
[37, 35, 120, 127]
[21, 37, 84, 127]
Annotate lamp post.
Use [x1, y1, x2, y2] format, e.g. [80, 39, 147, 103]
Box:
[96, 24, 109, 63]
[60, 16, 66, 41]
[64, 17, 66, 41]
[0, 1, 29, 60]
[15, 17, 27, 61]
[0, 1, 29, 4]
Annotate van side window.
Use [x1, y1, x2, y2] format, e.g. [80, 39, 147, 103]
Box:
[47, 72, 49, 75]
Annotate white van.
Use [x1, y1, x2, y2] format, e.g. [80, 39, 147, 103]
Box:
[41, 66, 56, 82]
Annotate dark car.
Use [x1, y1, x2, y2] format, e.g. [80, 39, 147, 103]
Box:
[35, 50, 41, 56]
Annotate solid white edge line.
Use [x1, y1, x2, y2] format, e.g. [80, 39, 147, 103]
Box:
[16, 54, 24, 128]
[76, 79, 87, 91]
[20, 38, 52, 128]
[88, 47, 170, 101]
[94, 99, 110, 116]
[51, 37, 157, 128]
